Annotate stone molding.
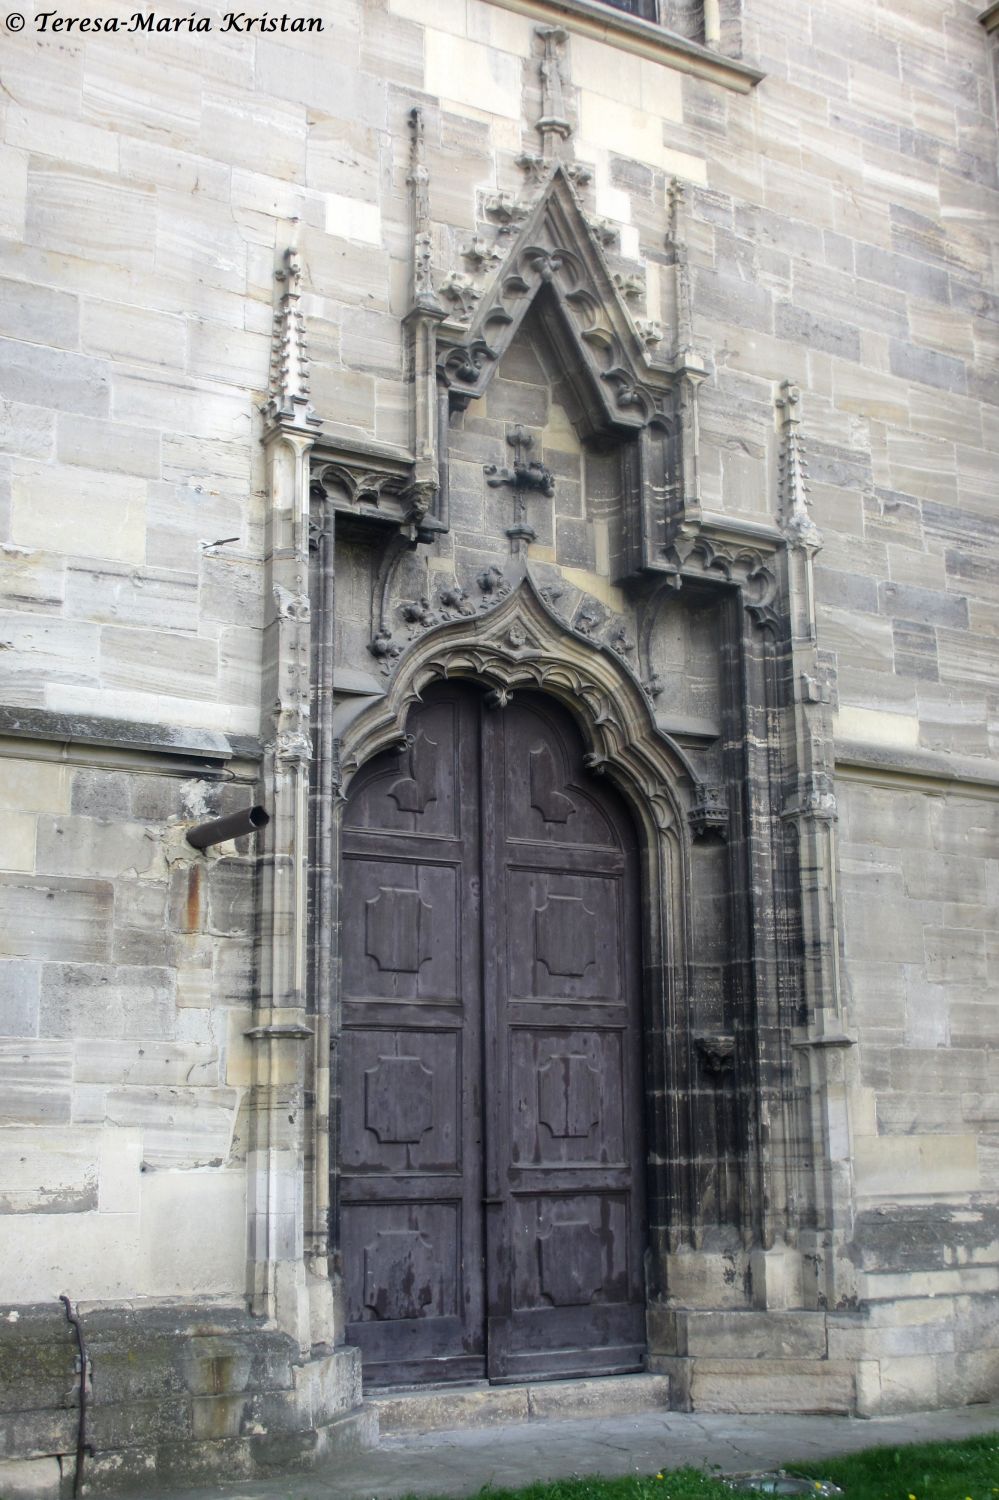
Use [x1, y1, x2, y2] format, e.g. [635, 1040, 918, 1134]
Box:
[481, 0, 765, 91]
[835, 741, 999, 797]
[0, 704, 259, 764]
[333, 569, 697, 836]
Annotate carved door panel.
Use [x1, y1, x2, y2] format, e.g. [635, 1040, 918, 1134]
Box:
[340, 685, 645, 1386]
[482, 696, 647, 1381]
[341, 688, 486, 1384]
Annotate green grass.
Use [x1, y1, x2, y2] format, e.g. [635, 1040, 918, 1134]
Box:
[400, 1472, 739, 1500]
[786, 1432, 999, 1500]
[397, 1432, 999, 1500]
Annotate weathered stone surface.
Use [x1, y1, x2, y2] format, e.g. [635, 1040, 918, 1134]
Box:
[0, 875, 113, 962]
[39, 963, 175, 1040]
[0, 0, 996, 1476]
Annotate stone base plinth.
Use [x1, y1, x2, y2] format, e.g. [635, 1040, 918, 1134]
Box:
[0, 1302, 372, 1497]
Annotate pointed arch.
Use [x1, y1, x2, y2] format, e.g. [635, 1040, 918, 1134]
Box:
[437, 165, 674, 440]
[335, 571, 697, 842]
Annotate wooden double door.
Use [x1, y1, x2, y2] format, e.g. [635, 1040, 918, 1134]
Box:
[340, 683, 647, 1386]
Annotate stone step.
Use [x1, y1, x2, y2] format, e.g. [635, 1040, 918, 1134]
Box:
[368, 1372, 671, 1436]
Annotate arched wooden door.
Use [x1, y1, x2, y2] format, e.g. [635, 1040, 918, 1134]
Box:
[339, 682, 647, 1386]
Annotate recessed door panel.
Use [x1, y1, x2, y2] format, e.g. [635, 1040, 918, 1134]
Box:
[510, 1028, 626, 1167]
[507, 869, 626, 1002]
[341, 1030, 461, 1173]
[342, 858, 460, 1002]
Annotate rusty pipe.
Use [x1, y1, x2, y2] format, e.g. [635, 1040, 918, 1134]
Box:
[185, 805, 270, 850]
[60, 1294, 91, 1499]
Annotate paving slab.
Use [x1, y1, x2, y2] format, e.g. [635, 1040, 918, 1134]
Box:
[117, 1400, 999, 1500]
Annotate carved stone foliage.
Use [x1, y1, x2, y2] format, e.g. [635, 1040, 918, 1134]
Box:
[336, 574, 696, 838]
[659, 531, 782, 629]
[484, 425, 556, 501]
[312, 457, 411, 523]
[436, 167, 667, 434]
[407, 107, 441, 314]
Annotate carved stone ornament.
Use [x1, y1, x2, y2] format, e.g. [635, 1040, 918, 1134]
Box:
[270, 702, 312, 766]
[438, 271, 482, 320]
[369, 628, 402, 676]
[334, 574, 700, 839]
[688, 782, 729, 840]
[636, 319, 664, 349]
[484, 191, 530, 231]
[400, 596, 441, 636]
[476, 564, 511, 605]
[407, 106, 442, 314]
[695, 1033, 736, 1077]
[435, 167, 668, 459]
[484, 425, 556, 518]
[777, 379, 822, 550]
[461, 235, 501, 270]
[536, 25, 572, 146]
[262, 247, 322, 434]
[438, 583, 476, 618]
[614, 272, 646, 302]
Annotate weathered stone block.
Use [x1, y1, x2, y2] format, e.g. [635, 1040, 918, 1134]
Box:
[0, 339, 109, 418]
[689, 1358, 855, 1414]
[0, 960, 41, 1037]
[35, 815, 158, 881]
[39, 963, 175, 1040]
[0, 1039, 71, 1124]
[0, 1127, 98, 1214]
[0, 1456, 61, 1500]
[105, 1086, 237, 1169]
[11, 464, 144, 563]
[680, 1310, 827, 1360]
[0, 876, 113, 963]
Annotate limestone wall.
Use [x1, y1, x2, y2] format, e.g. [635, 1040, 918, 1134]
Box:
[0, 0, 997, 1441]
[0, 753, 253, 1303]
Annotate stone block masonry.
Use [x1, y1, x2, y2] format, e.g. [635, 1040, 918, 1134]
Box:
[0, 0, 997, 1488]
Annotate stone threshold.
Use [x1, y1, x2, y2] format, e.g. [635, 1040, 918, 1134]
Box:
[368, 1372, 671, 1436]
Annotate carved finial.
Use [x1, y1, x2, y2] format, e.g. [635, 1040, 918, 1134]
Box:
[666, 177, 686, 246]
[777, 379, 822, 549]
[536, 26, 571, 151]
[262, 246, 322, 433]
[666, 178, 696, 361]
[407, 107, 442, 314]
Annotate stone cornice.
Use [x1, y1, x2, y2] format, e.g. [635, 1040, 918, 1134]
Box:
[836, 740, 999, 799]
[483, 0, 765, 92]
[980, 3, 999, 36]
[0, 705, 262, 766]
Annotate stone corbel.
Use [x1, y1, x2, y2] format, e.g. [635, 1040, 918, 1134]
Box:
[695, 1033, 736, 1077]
[688, 782, 729, 840]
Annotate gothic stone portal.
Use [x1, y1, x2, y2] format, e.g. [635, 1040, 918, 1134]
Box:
[340, 682, 647, 1385]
